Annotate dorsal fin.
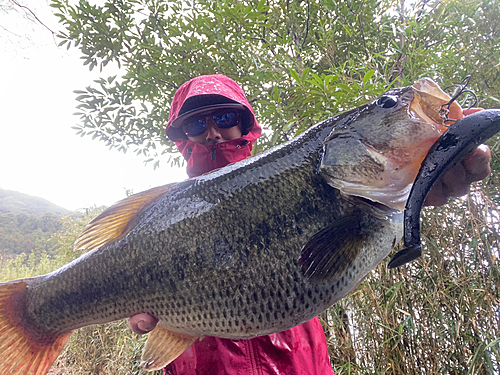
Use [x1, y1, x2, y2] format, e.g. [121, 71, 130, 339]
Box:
[73, 183, 176, 253]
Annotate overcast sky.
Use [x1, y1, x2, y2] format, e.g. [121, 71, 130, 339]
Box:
[0, 0, 187, 211]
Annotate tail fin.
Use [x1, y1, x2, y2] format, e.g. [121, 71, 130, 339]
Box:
[0, 280, 72, 375]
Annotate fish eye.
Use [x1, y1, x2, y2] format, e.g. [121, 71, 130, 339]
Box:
[376, 95, 398, 108]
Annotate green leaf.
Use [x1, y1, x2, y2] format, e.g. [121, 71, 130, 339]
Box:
[363, 70, 375, 86]
[290, 69, 300, 83]
[301, 67, 310, 82]
[256, 0, 269, 13]
[272, 86, 279, 101]
[336, 83, 352, 92]
[75, 95, 91, 101]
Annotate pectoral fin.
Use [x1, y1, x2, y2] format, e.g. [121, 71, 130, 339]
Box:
[298, 213, 367, 282]
[140, 325, 200, 371]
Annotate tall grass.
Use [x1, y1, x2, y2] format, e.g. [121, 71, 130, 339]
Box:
[326, 183, 500, 374]
[53, 322, 149, 375]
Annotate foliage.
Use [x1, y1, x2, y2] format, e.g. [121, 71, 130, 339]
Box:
[16, 0, 499, 373]
[0, 207, 102, 282]
[50, 0, 500, 166]
[0, 212, 62, 257]
[0, 206, 164, 375]
[323, 186, 500, 374]
[0, 188, 82, 258]
[53, 320, 150, 375]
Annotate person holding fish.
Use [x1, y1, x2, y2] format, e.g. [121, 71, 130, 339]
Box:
[128, 74, 491, 374]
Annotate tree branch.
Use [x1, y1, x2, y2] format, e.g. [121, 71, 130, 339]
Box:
[301, 0, 310, 50]
[10, 0, 55, 35]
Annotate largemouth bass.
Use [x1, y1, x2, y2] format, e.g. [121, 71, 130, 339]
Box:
[0, 78, 482, 374]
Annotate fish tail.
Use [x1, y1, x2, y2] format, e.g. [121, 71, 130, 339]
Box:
[0, 280, 72, 375]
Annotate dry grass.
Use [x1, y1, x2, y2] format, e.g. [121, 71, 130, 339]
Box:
[52, 321, 154, 375]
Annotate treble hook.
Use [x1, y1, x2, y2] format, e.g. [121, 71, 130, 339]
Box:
[439, 74, 478, 126]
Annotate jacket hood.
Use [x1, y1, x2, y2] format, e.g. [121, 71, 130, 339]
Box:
[166, 75, 262, 177]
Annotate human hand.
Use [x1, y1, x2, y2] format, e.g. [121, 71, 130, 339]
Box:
[424, 108, 492, 206]
[128, 313, 158, 335]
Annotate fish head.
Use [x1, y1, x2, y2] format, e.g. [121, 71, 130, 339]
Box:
[320, 78, 463, 211]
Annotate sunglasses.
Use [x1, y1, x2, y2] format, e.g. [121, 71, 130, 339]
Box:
[181, 109, 241, 137]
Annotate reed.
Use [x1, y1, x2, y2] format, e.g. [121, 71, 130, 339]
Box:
[326, 182, 500, 374]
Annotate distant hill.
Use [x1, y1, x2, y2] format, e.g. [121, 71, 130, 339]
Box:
[0, 189, 75, 257]
[0, 188, 70, 216]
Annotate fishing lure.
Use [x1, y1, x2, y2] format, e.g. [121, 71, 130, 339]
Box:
[439, 74, 478, 124]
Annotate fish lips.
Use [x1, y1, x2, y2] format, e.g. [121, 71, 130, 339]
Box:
[410, 77, 463, 126]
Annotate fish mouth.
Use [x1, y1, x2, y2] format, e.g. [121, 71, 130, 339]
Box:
[410, 78, 463, 128]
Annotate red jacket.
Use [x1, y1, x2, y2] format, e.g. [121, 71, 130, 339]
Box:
[165, 75, 334, 375]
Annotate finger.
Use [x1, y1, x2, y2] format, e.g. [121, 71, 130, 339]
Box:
[462, 144, 491, 183]
[128, 313, 159, 335]
[462, 107, 484, 116]
[424, 179, 449, 207]
[441, 162, 470, 198]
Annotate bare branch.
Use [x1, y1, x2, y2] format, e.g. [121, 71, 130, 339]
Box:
[9, 0, 55, 35]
